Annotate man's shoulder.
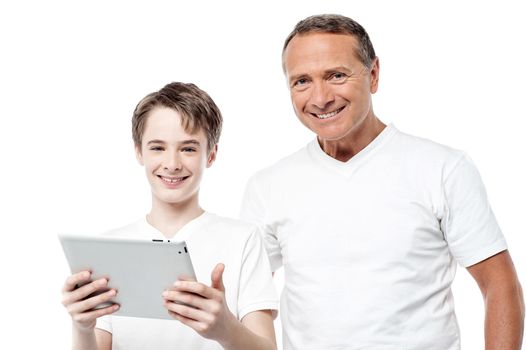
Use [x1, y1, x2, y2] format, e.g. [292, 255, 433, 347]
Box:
[249, 142, 312, 180]
[391, 126, 465, 163]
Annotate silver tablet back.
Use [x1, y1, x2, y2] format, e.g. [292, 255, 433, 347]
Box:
[59, 234, 196, 320]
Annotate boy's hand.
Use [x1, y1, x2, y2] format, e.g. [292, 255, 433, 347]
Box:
[162, 263, 238, 342]
[61, 271, 120, 332]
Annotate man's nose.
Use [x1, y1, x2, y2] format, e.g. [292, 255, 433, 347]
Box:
[309, 82, 335, 110]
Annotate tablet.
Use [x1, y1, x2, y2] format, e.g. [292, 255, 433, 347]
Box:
[59, 234, 196, 320]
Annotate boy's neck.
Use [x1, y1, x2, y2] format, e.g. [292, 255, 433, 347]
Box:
[147, 196, 204, 239]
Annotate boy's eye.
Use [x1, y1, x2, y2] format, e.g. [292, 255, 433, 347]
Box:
[182, 147, 197, 152]
[149, 146, 164, 151]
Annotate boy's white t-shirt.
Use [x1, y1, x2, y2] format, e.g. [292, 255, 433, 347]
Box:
[241, 124, 507, 350]
[96, 212, 278, 350]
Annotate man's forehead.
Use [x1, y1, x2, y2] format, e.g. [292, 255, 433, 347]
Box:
[284, 32, 361, 76]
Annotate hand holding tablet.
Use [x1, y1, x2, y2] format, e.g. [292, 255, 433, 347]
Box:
[59, 234, 197, 320]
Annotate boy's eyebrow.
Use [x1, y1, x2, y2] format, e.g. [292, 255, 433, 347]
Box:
[180, 139, 201, 146]
[145, 139, 201, 146]
[146, 139, 166, 145]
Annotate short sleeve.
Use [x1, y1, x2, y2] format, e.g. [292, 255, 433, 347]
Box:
[237, 227, 279, 320]
[240, 173, 283, 271]
[96, 315, 112, 333]
[441, 154, 507, 267]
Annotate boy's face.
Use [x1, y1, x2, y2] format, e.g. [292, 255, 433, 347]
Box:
[135, 107, 216, 208]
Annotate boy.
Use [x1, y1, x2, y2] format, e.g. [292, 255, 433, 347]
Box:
[61, 82, 278, 350]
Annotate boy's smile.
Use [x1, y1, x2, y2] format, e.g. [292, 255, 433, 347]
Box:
[158, 175, 189, 188]
[136, 107, 216, 208]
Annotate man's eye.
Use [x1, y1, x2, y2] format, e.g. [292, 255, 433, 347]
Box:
[330, 72, 347, 81]
[292, 78, 310, 90]
[296, 78, 307, 85]
[149, 146, 164, 151]
[182, 147, 197, 152]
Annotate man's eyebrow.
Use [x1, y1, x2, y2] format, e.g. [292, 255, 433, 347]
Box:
[288, 66, 354, 83]
[288, 73, 309, 83]
[325, 66, 354, 74]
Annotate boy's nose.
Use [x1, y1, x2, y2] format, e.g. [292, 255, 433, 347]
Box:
[163, 152, 182, 172]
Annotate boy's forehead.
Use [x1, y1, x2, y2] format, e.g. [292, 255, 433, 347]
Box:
[143, 108, 206, 142]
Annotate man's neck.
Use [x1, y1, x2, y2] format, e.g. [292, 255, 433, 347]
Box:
[147, 196, 204, 239]
[319, 116, 386, 162]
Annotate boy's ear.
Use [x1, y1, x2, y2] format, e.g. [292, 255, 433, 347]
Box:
[206, 144, 218, 168]
[135, 146, 144, 165]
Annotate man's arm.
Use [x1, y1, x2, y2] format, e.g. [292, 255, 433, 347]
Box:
[467, 250, 524, 350]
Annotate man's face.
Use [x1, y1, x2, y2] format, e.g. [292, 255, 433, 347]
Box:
[136, 107, 216, 207]
[283, 32, 379, 142]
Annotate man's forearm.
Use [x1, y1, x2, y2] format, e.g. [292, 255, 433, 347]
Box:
[484, 282, 524, 350]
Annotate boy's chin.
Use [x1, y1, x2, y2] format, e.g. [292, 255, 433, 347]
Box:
[152, 191, 199, 206]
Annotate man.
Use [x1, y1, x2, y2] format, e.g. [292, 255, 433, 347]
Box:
[241, 14, 524, 349]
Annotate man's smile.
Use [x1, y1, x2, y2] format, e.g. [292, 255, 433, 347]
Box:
[312, 106, 345, 120]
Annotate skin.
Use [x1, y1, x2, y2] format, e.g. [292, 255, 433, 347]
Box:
[283, 31, 524, 348]
[283, 32, 386, 162]
[61, 107, 276, 350]
[467, 251, 524, 349]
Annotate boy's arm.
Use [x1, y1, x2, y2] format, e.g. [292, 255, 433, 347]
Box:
[94, 329, 112, 350]
[62, 271, 118, 350]
[237, 310, 277, 349]
[72, 328, 111, 350]
[467, 250, 524, 350]
[162, 263, 277, 350]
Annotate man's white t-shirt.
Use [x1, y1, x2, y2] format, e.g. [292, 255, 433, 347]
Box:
[241, 124, 507, 350]
[96, 212, 278, 350]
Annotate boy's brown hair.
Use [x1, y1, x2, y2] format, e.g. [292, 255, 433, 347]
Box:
[132, 82, 222, 152]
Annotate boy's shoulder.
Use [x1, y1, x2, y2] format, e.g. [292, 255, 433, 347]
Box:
[102, 213, 260, 241]
[201, 212, 259, 238]
[102, 217, 155, 238]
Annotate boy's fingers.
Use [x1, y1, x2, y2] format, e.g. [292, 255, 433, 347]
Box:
[164, 301, 208, 322]
[62, 271, 91, 292]
[67, 288, 117, 315]
[163, 290, 207, 310]
[73, 303, 120, 323]
[210, 263, 225, 292]
[173, 281, 215, 299]
[62, 278, 109, 307]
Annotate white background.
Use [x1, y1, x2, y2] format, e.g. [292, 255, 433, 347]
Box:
[1, 0, 525, 348]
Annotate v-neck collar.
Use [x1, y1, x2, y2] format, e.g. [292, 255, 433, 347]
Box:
[138, 211, 212, 241]
[307, 123, 397, 177]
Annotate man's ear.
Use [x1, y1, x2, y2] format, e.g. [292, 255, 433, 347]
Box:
[135, 146, 144, 165]
[207, 144, 218, 168]
[369, 56, 380, 94]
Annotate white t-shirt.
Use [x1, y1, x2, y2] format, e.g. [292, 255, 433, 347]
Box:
[96, 212, 278, 350]
[241, 124, 507, 350]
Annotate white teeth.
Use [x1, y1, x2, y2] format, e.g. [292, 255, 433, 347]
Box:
[316, 107, 343, 119]
[161, 176, 184, 183]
